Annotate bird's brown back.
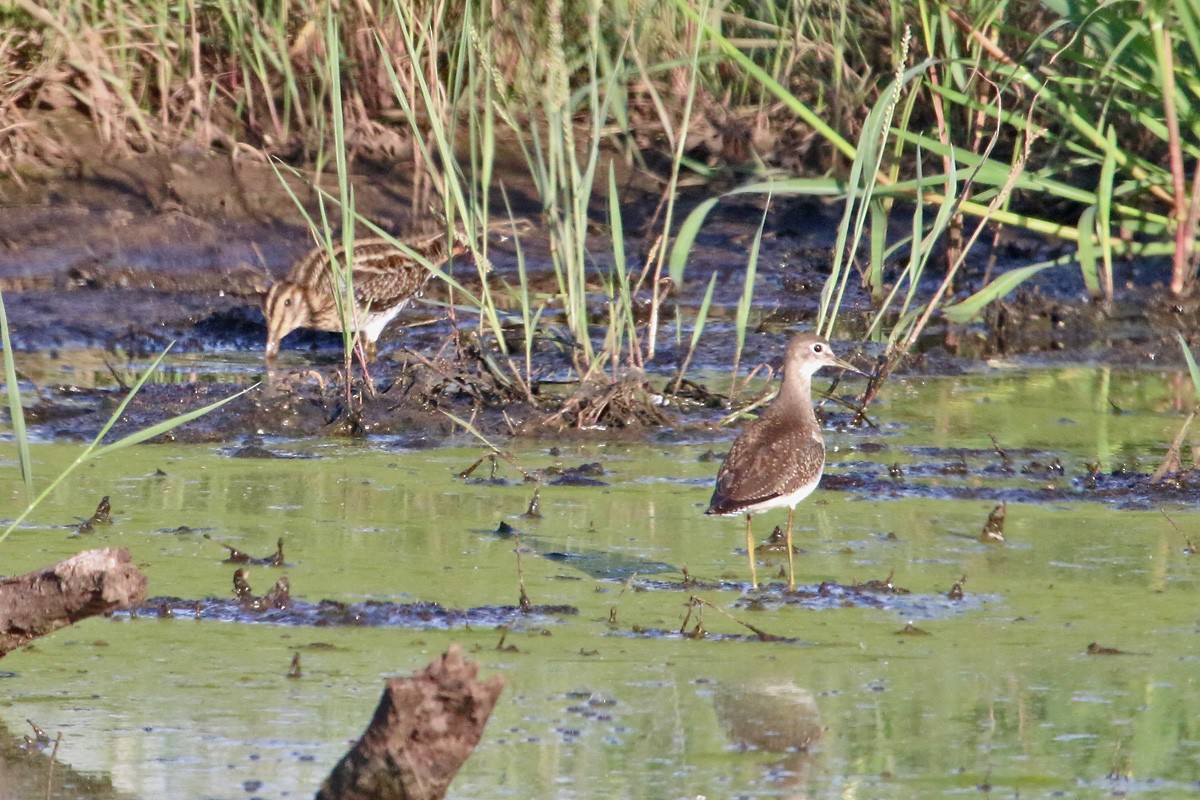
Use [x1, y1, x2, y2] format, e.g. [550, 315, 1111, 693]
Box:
[707, 409, 826, 515]
[288, 234, 466, 311]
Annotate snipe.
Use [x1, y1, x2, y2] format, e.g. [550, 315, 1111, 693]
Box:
[263, 231, 467, 361]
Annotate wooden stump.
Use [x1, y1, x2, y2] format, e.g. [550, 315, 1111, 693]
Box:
[0, 548, 147, 657]
[316, 645, 505, 800]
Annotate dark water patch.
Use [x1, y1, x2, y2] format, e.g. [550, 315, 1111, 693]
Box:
[823, 457, 1200, 509]
[226, 441, 318, 459]
[733, 581, 997, 616]
[1074, 469, 1200, 508]
[485, 523, 677, 580]
[616, 626, 806, 645]
[547, 461, 609, 487]
[620, 575, 999, 617]
[823, 470, 1077, 505]
[1074, 777, 1200, 796]
[540, 550, 675, 580]
[128, 596, 578, 629]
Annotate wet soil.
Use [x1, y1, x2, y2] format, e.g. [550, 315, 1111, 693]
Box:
[4, 154, 1200, 474]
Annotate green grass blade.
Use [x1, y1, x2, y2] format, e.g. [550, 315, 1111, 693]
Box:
[1177, 333, 1200, 402]
[1, 346, 257, 544]
[1077, 205, 1101, 297]
[671, 270, 719, 393]
[0, 289, 33, 501]
[669, 196, 720, 285]
[942, 257, 1072, 323]
[666, 0, 856, 161]
[1098, 124, 1118, 300]
[669, 177, 845, 285]
[91, 384, 257, 460]
[85, 345, 175, 451]
[732, 202, 768, 395]
[690, 271, 719, 354]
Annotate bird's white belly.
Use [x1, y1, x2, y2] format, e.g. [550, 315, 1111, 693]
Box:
[361, 304, 406, 342]
[742, 469, 823, 514]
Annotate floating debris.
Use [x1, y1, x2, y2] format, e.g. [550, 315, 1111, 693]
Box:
[850, 570, 909, 595]
[549, 462, 609, 487]
[205, 533, 287, 566]
[90, 496, 112, 524]
[286, 652, 302, 679]
[755, 526, 798, 555]
[1086, 642, 1144, 656]
[524, 488, 542, 518]
[981, 502, 1007, 542]
[988, 433, 1014, 473]
[75, 495, 113, 534]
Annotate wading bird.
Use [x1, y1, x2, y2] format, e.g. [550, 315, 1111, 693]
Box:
[707, 332, 862, 591]
[263, 232, 467, 362]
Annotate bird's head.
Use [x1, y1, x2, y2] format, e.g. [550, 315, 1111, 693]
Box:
[785, 333, 862, 379]
[263, 282, 310, 360]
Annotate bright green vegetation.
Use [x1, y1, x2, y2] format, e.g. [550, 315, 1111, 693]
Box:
[4, 0, 1199, 381]
[3, 366, 1199, 798]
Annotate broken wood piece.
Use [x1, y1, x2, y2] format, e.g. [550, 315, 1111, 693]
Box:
[316, 644, 505, 800]
[0, 548, 148, 657]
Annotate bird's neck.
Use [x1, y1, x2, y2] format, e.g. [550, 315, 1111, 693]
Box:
[771, 368, 818, 427]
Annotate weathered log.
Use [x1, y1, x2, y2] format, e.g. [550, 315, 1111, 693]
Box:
[316, 645, 505, 800]
[0, 548, 147, 657]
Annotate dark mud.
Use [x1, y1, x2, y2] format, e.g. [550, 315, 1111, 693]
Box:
[827, 455, 1200, 509]
[130, 595, 578, 630]
[128, 582, 979, 634]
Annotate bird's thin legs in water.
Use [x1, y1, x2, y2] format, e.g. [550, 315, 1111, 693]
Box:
[745, 514, 758, 590]
[785, 506, 796, 591]
[352, 335, 377, 398]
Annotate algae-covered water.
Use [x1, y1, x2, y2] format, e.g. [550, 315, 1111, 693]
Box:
[3, 365, 1200, 799]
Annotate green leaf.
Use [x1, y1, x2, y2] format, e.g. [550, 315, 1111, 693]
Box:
[942, 258, 1070, 323]
[669, 178, 845, 287]
[669, 196, 719, 285]
[1077, 205, 1101, 297]
[0, 289, 32, 501]
[1177, 332, 1200, 402]
[92, 384, 257, 459]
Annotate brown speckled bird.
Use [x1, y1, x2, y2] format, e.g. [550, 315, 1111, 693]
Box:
[706, 333, 861, 591]
[263, 232, 467, 361]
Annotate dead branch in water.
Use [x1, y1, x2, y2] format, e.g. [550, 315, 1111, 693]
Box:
[0, 548, 147, 657]
[316, 645, 505, 800]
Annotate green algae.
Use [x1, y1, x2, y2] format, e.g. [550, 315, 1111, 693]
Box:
[2, 366, 1199, 799]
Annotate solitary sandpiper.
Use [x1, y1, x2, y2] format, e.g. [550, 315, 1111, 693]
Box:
[706, 332, 862, 591]
[263, 231, 467, 361]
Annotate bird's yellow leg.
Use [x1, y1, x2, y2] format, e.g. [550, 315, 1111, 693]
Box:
[785, 506, 796, 591]
[745, 514, 758, 590]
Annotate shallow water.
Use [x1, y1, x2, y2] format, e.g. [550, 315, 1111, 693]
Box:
[3, 364, 1200, 799]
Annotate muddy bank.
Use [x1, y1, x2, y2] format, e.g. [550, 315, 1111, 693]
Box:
[3, 152, 1197, 447]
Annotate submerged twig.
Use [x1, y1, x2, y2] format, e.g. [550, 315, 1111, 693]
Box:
[1150, 410, 1195, 483]
[689, 595, 784, 642]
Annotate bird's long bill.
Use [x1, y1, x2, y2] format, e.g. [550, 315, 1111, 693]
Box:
[264, 308, 288, 361]
[830, 354, 865, 375]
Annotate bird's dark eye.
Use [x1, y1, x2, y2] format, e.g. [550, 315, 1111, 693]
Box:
[283, 298, 292, 307]
[813, 343, 824, 353]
